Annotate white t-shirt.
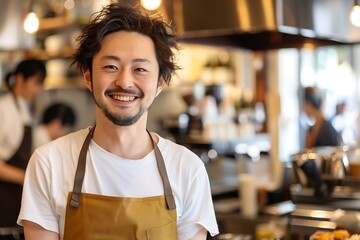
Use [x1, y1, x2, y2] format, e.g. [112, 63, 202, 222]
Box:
[0, 93, 32, 161]
[18, 127, 219, 239]
[32, 125, 51, 152]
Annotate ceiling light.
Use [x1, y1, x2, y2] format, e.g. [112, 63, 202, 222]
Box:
[350, 0, 360, 27]
[141, 0, 162, 11]
[24, 12, 39, 33]
[23, 0, 39, 33]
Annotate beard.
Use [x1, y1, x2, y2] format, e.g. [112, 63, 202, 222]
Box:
[90, 84, 147, 126]
[102, 103, 146, 126]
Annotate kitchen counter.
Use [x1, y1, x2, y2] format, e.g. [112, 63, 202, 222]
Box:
[206, 157, 293, 239]
[174, 133, 271, 161]
[291, 184, 360, 211]
[207, 158, 360, 239]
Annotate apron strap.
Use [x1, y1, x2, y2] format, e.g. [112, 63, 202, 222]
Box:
[148, 130, 176, 210]
[70, 126, 95, 208]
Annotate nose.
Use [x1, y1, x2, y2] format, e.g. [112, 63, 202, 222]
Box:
[115, 69, 134, 88]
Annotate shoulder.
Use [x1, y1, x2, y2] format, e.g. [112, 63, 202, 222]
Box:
[34, 127, 92, 160]
[158, 135, 201, 159]
[0, 93, 16, 112]
[0, 92, 12, 102]
[157, 135, 205, 173]
[29, 127, 93, 183]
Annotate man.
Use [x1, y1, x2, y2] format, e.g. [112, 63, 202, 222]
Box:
[303, 86, 341, 148]
[18, 3, 219, 240]
[32, 102, 76, 151]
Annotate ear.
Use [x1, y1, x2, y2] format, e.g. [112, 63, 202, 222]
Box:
[155, 77, 165, 97]
[83, 70, 92, 92]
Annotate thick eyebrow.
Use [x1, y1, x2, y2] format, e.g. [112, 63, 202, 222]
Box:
[100, 55, 152, 64]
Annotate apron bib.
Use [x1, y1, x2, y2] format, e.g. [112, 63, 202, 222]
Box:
[0, 95, 32, 228]
[63, 127, 178, 240]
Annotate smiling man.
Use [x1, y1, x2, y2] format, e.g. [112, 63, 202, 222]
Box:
[17, 3, 218, 240]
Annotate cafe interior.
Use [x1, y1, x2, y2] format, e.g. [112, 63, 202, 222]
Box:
[2, 0, 360, 239]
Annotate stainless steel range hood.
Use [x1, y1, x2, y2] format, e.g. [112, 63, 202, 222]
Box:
[162, 0, 360, 50]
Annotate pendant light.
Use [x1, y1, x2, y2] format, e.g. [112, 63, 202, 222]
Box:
[141, 0, 162, 11]
[23, 0, 39, 33]
[350, 0, 360, 27]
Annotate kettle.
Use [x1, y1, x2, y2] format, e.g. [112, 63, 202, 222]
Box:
[291, 148, 327, 197]
[291, 146, 350, 197]
[321, 146, 350, 179]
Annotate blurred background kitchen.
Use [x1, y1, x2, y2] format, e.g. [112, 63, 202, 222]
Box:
[2, 0, 360, 239]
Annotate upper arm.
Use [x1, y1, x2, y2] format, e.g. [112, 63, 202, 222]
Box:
[23, 220, 59, 240]
[189, 227, 207, 240]
[177, 161, 219, 238]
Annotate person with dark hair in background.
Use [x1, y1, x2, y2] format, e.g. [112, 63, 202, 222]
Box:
[32, 102, 76, 151]
[303, 86, 341, 148]
[0, 59, 46, 239]
[18, 3, 218, 240]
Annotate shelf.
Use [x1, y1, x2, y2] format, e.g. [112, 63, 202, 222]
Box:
[44, 76, 85, 90]
[38, 16, 75, 32]
[25, 47, 75, 60]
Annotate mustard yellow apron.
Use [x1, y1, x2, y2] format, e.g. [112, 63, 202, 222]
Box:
[63, 127, 178, 240]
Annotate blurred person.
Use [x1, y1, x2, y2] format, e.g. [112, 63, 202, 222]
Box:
[331, 101, 347, 135]
[18, 4, 218, 240]
[32, 102, 76, 151]
[303, 87, 341, 148]
[0, 59, 46, 239]
[331, 101, 358, 145]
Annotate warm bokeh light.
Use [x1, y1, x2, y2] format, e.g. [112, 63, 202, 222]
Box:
[64, 0, 75, 10]
[350, 5, 360, 27]
[141, 0, 162, 10]
[23, 12, 39, 33]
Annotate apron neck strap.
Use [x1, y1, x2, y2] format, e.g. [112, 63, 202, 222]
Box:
[148, 130, 176, 210]
[70, 126, 95, 208]
[70, 127, 176, 210]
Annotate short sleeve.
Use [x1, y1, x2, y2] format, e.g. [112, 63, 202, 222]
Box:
[177, 166, 219, 239]
[17, 150, 60, 234]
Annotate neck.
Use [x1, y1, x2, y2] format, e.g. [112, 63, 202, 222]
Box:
[92, 113, 155, 159]
[312, 110, 324, 123]
[12, 86, 24, 99]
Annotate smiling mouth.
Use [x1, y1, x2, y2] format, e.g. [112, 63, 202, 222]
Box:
[111, 95, 136, 102]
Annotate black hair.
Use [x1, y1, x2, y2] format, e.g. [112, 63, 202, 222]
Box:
[72, 3, 179, 85]
[41, 102, 76, 127]
[4, 59, 47, 90]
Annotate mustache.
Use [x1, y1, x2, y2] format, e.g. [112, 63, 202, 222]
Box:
[105, 88, 143, 97]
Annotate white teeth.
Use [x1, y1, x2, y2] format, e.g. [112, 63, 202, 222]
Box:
[112, 95, 135, 101]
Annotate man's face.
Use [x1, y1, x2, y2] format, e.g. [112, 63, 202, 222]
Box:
[84, 31, 164, 126]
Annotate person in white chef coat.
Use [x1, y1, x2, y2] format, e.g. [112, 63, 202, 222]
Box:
[0, 59, 46, 239]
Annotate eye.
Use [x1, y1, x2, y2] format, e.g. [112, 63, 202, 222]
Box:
[103, 65, 118, 70]
[134, 67, 147, 72]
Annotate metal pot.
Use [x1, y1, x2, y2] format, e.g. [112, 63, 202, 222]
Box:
[292, 146, 350, 181]
[320, 146, 350, 179]
[291, 146, 350, 197]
